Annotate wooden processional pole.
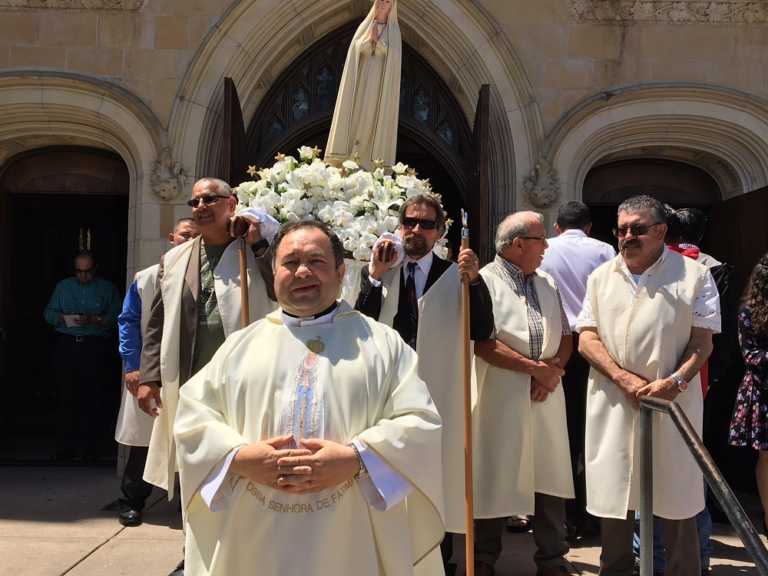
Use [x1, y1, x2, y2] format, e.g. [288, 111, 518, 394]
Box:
[461, 209, 475, 575]
[239, 237, 250, 328]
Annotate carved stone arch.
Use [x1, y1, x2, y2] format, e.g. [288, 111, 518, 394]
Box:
[0, 71, 175, 274]
[169, 0, 542, 230]
[544, 83, 768, 204]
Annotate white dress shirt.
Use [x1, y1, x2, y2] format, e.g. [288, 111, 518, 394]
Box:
[199, 303, 413, 513]
[540, 228, 616, 331]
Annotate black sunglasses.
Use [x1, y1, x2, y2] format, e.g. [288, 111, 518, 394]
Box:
[613, 222, 662, 238]
[402, 217, 438, 230]
[186, 194, 230, 208]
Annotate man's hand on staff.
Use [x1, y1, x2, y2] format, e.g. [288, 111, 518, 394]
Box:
[636, 377, 679, 401]
[457, 247, 481, 283]
[370, 240, 398, 280]
[274, 438, 360, 494]
[230, 215, 263, 246]
[230, 435, 312, 487]
[531, 358, 564, 392]
[137, 382, 162, 416]
[124, 370, 141, 396]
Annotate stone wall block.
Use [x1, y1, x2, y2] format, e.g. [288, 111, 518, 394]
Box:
[9, 45, 66, 67]
[66, 47, 124, 77]
[0, 12, 40, 45]
[154, 15, 188, 50]
[40, 12, 98, 47]
[99, 13, 136, 48]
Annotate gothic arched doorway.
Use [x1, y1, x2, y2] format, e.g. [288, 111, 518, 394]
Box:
[0, 146, 128, 461]
[226, 21, 486, 254]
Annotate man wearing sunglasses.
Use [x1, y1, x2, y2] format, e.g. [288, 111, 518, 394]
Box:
[136, 177, 277, 576]
[472, 211, 576, 576]
[355, 193, 494, 576]
[577, 195, 721, 576]
[44, 250, 121, 461]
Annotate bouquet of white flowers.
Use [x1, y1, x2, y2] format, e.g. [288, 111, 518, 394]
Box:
[234, 146, 441, 263]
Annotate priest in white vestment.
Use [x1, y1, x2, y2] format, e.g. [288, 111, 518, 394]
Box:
[174, 221, 445, 576]
[472, 212, 576, 576]
[114, 218, 198, 527]
[355, 194, 494, 575]
[577, 195, 721, 576]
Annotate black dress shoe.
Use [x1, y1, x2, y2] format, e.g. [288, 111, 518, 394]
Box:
[118, 508, 143, 527]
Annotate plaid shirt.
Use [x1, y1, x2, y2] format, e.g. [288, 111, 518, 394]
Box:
[493, 256, 571, 360]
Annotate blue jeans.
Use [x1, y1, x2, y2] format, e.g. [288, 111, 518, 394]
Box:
[633, 507, 712, 571]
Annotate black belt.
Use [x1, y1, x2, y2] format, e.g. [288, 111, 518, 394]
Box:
[58, 333, 107, 343]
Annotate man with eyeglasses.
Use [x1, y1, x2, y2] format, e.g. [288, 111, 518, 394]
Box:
[472, 211, 576, 576]
[355, 193, 494, 576]
[113, 217, 198, 528]
[44, 250, 121, 461]
[136, 177, 277, 576]
[577, 195, 721, 576]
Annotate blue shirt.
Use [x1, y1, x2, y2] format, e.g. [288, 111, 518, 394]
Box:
[44, 276, 121, 337]
[118, 281, 142, 372]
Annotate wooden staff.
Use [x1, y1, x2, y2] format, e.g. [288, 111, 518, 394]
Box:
[461, 209, 475, 576]
[239, 236, 250, 328]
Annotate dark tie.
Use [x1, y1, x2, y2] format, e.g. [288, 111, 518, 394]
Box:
[404, 262, 419, 348]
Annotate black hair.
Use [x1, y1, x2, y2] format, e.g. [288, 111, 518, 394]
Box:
[272, 220, 345, 267]
[556, 201, 592, 230]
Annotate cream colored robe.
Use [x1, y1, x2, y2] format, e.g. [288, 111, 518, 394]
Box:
[114, 264, 158, 447]
[174, 305, 444, 576]
[144, 239, 276, 498]
[581, 251, 709, 519]
[377, 263, 468, 533]
[473, 265, 574, 518]
[325, 0, 401, 169]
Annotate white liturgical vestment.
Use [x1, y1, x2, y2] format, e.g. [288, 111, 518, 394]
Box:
[578, 249, 721, 519]
[174, 303, 445, 576]
[473, 264, 574, 518]
[114, 264, 157, 447]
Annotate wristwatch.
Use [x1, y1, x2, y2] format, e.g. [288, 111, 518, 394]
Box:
[349, 442, 369, 479]
[670, 372, 688, 392]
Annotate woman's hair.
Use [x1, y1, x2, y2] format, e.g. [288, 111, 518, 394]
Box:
[744, 253, 768, 335]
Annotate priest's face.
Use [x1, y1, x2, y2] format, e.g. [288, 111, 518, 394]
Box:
[274, 227, 346, 316]
[400, 203, 441, 259]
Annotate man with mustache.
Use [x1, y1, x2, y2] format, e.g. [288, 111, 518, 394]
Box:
[136, 177, 277, 576]
[355, 193, 493, 575]
[577, 195, 721, 576]
[472, 211, 576, 576]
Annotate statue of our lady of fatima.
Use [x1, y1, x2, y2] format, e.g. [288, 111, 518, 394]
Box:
[325, 0, 402, 170]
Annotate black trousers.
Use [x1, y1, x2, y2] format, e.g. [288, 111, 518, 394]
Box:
[562, 334, 590, 528]
[54, 334, 110, 459]
[121, 446, 153, 510]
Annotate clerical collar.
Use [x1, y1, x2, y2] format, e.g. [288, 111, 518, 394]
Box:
[281, 301, 340, 327]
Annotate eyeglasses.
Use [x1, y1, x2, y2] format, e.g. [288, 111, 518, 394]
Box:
[186, 194, 230, 208]
[519, 235, 546, 242]
[402, 217, 438, 230]
[613, 222, 662, 238]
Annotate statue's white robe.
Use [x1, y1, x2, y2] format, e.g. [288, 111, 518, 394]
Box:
[174, 305, 445, 576]
[115, 264, 157, 447]
[473, 265, 574, 518]
[144, 238, 276, 498]
[377, 262, 468, 533]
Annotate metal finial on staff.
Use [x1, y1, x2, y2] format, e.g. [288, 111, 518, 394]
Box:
[239, 236, 250, 329]
[460, 208, 475, 576]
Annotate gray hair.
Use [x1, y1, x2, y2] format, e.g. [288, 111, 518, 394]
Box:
[195, 177, 233, 196]
[494, 211, 543, 253]
[617, 195, 666, 224]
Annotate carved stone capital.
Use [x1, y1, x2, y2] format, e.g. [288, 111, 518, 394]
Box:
[151, 147, 184, 201]
[571, 1, 768, 24]
[0, 0, 144, 9]
[523, 158, 560, 209]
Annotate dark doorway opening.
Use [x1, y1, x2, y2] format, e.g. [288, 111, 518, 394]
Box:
[0, 147, 129, 462]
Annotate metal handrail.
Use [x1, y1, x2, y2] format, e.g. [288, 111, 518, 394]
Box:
[639, 396, 768, 575]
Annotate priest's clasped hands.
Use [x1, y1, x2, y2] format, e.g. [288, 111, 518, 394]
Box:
[231, 434, 360, 494]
